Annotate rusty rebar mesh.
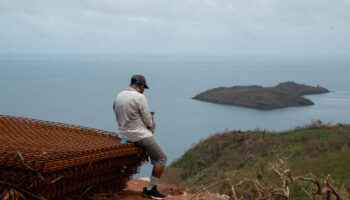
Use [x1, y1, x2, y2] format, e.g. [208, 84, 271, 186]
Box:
[0, 115, 145, 199]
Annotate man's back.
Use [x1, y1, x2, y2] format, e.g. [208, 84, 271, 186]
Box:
[113, 75, 167, 199]
[113, 88, 153, 142]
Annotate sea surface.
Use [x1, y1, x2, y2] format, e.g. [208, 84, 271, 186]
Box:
[1, 55, 350, 177]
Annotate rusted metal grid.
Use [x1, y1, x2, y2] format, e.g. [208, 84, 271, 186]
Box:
[0, 115, 145, 199]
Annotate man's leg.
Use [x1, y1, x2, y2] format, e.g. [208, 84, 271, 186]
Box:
[147, 165, 164, 191]
[152, 165, 164, 178]
[136, 136, 167, 199]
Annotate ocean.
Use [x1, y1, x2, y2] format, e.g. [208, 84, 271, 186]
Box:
[1, 55, 350, 177]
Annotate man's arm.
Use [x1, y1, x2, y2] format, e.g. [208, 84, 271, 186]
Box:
[138, 95, 153, 127]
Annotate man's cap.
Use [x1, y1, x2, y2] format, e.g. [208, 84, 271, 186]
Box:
[131, 75, 149, 89]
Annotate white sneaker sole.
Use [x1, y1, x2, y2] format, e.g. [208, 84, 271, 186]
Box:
[151, 195, 165, 200]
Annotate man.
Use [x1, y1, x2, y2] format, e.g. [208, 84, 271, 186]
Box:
[113, 75, 167, 199]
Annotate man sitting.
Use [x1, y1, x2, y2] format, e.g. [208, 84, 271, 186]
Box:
[113, 75, 167, 199]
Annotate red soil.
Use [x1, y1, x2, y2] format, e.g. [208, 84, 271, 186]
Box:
[89, 178, 228, 200]
[116, 179, 187, 200]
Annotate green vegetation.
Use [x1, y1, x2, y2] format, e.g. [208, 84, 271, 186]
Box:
[162, 121, 350, 199]
[193, 81, 329, 109]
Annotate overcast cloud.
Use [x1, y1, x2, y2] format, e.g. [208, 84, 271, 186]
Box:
[1, 0, 349, 55]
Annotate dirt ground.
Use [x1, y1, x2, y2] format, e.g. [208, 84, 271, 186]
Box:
[116, 179, 186, 200]
[89, 178, 229, 200]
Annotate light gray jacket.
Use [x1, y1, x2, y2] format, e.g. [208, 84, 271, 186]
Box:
[113, 88, 153, 142]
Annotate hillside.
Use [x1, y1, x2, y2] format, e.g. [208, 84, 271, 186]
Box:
[162, 121, 350, 199]
[193, 82, 329, 109]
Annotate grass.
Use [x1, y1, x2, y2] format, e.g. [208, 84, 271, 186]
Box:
[161, 122, 350, 199]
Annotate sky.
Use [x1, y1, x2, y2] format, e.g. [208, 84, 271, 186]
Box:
[1, 0, 350, 56]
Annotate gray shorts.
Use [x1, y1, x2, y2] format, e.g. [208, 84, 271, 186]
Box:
[135, 136, 167, 166]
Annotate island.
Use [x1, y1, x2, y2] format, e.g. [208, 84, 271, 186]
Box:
[193, 81, 329, 110]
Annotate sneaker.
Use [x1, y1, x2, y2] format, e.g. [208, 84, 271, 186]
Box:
[141, 186, 165, 199]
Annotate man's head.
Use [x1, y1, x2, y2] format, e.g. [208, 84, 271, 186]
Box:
[130, 75, 149, 93]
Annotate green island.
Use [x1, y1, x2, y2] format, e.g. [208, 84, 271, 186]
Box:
[162, 121, 350, 199]
[193, 81, 329, 109]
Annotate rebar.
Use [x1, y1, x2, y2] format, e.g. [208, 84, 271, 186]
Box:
[0, 115, 145, 199]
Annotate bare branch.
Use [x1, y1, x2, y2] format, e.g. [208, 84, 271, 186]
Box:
[323, 174, 345, 200]
[230, 178, 248, 200]
[189, 178, 230, 200]
[253, 180, 262, 198]
[294, 175, 322, 195]
[193, 162, 344, 200]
